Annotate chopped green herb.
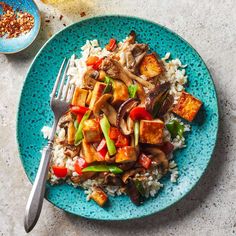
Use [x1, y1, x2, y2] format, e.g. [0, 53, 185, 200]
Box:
[166, 119, 185, 139]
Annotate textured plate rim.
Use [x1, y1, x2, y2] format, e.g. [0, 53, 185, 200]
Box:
[0, 0, 41, 54]
[16, 15, 219, 221]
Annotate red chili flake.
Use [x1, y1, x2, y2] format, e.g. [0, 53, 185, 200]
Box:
[80, 11, 86, 17]
[0, 2, 34, 38]
[59, 15, 63, 20]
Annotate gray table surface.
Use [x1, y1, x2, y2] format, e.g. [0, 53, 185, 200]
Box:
[0, 0, 235, 235]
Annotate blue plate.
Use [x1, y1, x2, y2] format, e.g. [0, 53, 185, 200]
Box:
[17, 16, 219, 220]
[0, 0, 40, 54]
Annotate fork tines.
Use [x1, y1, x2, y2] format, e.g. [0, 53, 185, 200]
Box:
[51, 58, 74, 102]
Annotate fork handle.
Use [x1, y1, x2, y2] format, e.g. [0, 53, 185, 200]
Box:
[24, 142, 53, 233]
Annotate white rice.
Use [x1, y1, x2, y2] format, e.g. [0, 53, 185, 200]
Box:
[42, 39, 192, 200]
[41, 126, 52, 139]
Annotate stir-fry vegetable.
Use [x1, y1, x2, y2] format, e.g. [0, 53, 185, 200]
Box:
[109, 127, 120, 140]
[134, 179, 146, 197]
[103, 76, 113, 94]
[166, 119, 185, 139]
[86, 56, 103, 70]
[76, 114, 83, 124]
[97, 138, 108, 158]
[138, 154, 151, 169]
[128, 84, 138, 98]
[134, 121, 139, 146]
[82, 165, 123, 174]
[74, 158, 88, 175]
[115, 134, 130, 147]
[52, 166, 67, 178]
[130, 107, 153, 121]
[105, 38, 116, 51]
[100, 114, 117, 156]
[71, 105, 90, 115]
[74, 110, 91, 145]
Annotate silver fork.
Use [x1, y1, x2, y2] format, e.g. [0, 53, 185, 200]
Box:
[24, 58, 74, 233]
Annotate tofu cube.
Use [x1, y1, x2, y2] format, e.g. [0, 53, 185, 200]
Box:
[139, 119, 164, 144]
[67, 121, 76, 145]
[82, 139, 103, 163]
[111, 80, 129, 106]
[82, 119, 102, 143]
[115, 146, 137, 163]
[71, 87, 88, 106]
[89, 82, 106, 109]
[140, 53, 164, 78]
[90, 187, 108, 207]
[172, 91, 202, 122]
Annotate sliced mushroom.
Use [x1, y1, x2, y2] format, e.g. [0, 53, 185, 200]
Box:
[124, 68, 154, 90]
[82, 68, 99, 89]
[145, 82, 170, 114]
[158, 94, 174, 117]
[125, 44, 148, 74]
[64, 145, 80, 158]
[117, 98, 140, 135]
[126, 30, 136, 44]
[101, 58, 133, 85]
[101, 105, 117, 126]
[104, 173, 123, 186]
[143, 146, 169, 174]
[136, 83, 146, 104]
[118, 162, 135, 171]
[93, 94, 117, 126]
[71, 172, 96, 184]
[121, 168, 145, 183]
[93, 94, 112, 117]
[126, 178, 144, 206]
[58, 112, 73, 128]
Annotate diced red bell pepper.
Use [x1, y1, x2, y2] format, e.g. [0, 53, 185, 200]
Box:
[71, 105, 90, 115]
[52, 166, 67, 178]
[96, 138, 108, 158]
[109, 127, 120, 141]
[86, 56, 103, 70]
[160, 141, 174, 155]
[115, 134, 130, 147]
[86, 56, 99, 66]
[77, 113, 83, 123]
[130, 107, 153, 121]
[105, 38, 117, 51]
[74, 158, 88, 175]
[92, 58, 103, 70]
[138, 154, 151, 169]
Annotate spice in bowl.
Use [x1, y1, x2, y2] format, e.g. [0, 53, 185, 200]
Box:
[0, 2, 34, 39]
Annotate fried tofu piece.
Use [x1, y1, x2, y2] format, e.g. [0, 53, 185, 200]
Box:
[89, 82, 106, 109]
[139, 119, 164, 144]
[82, 118, 102, 143]
[139, 53, 164, 78]
[67, 121, 76, 145]
[111, 80, 129, 106]
[90, 187, 108, 207]
[82, 139, 104, 163]
[172, 91, 202, 122]
[115, 146, 137, 163]
[86, 90, 92, 106]
[71, 87, 88, 106]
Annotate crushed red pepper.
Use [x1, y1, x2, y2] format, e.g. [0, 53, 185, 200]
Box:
[80, 11, 86, 17]
[0, 2, 34, 38]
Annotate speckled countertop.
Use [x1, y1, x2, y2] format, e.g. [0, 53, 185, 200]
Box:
[0, 0, 235, 235]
